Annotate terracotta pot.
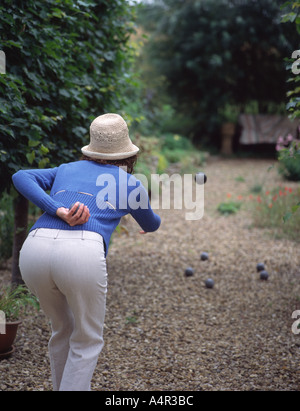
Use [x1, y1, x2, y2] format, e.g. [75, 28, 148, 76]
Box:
[0, 320, 22, 354]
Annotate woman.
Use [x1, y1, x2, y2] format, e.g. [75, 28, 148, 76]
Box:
[13, 113, 161, 391]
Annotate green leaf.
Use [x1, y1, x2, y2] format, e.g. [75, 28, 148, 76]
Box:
[28, 140, 40, 147]
[282, 12, 297, 23]
[38, 157, 50, 168]
[39, 144, 49, 154]
[59, 89, 71, 98]
[50, 8, 66, 18]
[26, 151, 35, 165]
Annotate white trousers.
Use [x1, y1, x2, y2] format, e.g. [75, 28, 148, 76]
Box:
[19, 228, 107, 391]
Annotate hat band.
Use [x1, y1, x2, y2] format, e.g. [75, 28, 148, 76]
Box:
[81, 144, 139, 160]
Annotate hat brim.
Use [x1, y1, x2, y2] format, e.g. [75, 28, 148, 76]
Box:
[81, 144, 139, 160]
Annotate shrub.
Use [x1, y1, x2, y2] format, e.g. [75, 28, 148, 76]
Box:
[0, 0, 137, 193]
[279, 154, 300, 181]
[0, 284, 39, 321]
[160, 133, 205, 172]
[162, 149, 183, 164]
[161, 134, 193, 152]
[156, 153, 169, 174]
[276, 134, 300, 181]
[217, 201, 242, 215]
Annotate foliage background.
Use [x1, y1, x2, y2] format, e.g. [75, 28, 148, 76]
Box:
[0, 0, 137, 194]
[131, 0, 299, 146]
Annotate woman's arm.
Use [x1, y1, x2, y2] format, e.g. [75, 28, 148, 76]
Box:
[129, 181, 161, 233]
[13, 168, 90, 225]
[12, 167, 66, 216]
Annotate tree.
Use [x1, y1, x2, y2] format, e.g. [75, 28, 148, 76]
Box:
[138, 0, 299, 142]
[0, 0, 137, 283]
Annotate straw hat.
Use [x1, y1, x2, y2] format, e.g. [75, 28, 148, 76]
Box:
[81, 113, 139, 160]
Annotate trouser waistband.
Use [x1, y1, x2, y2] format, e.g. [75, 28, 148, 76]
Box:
[29, 228, 103, 242]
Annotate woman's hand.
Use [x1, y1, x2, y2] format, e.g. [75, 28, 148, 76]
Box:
[56, 202, 90, 227]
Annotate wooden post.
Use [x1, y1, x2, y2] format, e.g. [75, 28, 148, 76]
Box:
[221, 122, 235, 155]
[11, 194, 28, 285]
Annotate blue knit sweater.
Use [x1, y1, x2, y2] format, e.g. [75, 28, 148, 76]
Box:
[12, 160, 161, 255]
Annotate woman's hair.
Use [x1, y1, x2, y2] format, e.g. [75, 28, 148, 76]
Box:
[80, 154, 138, 174]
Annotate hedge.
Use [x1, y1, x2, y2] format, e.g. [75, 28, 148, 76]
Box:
[0, 0, 136, 193]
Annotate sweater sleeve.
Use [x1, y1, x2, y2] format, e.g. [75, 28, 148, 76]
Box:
[129, 180, 161, 232]
[12, 167, 65, 216]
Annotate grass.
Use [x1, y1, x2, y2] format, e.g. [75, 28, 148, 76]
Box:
[235, 176, 246, 183]
[250, 186, 300, 242]
[250, 184, 263, 194]
[217, 180, 300, 242]
[217, 200, 242, 215]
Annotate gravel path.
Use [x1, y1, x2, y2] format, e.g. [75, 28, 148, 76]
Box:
[1, 158, 300, 391]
